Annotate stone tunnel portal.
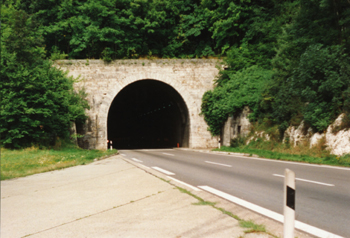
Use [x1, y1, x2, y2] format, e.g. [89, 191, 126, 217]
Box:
[107, 79, 190, 149]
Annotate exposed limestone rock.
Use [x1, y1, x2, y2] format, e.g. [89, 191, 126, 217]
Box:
[222, 109, 350, 156]
[283, 121, 313, 147]
[246, 131, 270, 145]
[324, 114, 350, 156]
[309, 132, 324, 148]
[285, 114, 350, 156]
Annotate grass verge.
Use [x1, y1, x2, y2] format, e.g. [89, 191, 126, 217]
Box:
[1, 146, 117, 180]
[239, 220, 266, 234]
[214, 145, 350, 167]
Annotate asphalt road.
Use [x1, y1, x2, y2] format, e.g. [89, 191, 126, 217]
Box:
[120, 148, 350, 238]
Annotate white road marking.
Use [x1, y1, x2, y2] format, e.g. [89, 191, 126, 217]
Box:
[198, 186, 343, 238]
[139, 149, 173, 152]
[205, 161, 232, 167]
[273, 174, 335, 186]
[120, 154, 126, 156]
[194, 150, 350, 171]
[162, 153, 175, 156]
[132, 158, 143, 163]
[152, 167, 175, 175]
[167, 176, 201, 191]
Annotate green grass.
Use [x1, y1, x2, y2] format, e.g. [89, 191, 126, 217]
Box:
[239, 220, 266, 233]
[176, 186, 273, 236]
[215, 145, 350, 167]
[1, 146, 117, 180]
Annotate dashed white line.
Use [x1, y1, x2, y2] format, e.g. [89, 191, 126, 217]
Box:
[152, 167, 175, 175]
[205, 161, 232, 167]
[163, 153, 175, 156]
[273, 174, 335, 186]
[167, 176, 201, 191]
[198, 186, 343, 238]
[132, 158, 143, 163]
[202, 151, 350, 171]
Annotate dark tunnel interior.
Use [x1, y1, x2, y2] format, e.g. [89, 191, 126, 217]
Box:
[107, 79, 189, 149]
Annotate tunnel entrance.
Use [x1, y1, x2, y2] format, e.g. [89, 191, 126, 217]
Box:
[107, 80, 189, 149]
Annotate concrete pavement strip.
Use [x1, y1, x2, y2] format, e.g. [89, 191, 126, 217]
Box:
[1, 155, 311, 238]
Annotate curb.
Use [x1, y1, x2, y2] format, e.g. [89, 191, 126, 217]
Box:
[93, 151, 119, 162]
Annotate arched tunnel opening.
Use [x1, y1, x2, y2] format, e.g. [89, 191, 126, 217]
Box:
[107, 79, 190, 149]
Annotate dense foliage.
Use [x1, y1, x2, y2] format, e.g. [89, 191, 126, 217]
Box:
[202, 66, 273, 135]
[201, 0, 350, 136]
[1, 6, 89, 148]
[1, 0, 350, 146]
[6, 0, 265, 59]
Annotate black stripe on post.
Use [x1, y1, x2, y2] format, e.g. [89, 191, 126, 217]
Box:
[286, 186, 295, 210]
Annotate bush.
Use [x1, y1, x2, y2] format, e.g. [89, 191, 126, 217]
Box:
[201, 65, 273, 136]
[230, 136, 245, 148]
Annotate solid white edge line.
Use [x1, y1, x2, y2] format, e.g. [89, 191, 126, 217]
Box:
[167, 176, 201, 191]
[120, 154, 126, 156]
[163, 153, 175, 156]
[273, 174, 334, 187]
[205, 161, 232, 167]
[197, 151, 350, 171]
[152, 167, 175, 175]
[198, 186, 343, 238]
[132, 158, 143, 163]
[199, 185, 283, 221]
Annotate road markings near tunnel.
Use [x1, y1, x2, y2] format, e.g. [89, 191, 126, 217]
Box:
[162, 153, 175, 156]
[205, 161, 232, 167]
[202, 150, 350, 171]
[198, 185, 343, 238]
[152, 167, 175, 175]
[167, 176, 201, 191]
[132, 158, 143, 163]
[273, 174, 335, 186]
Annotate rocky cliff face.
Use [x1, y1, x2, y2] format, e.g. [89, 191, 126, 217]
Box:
[284, 114, 350, 156]
[223, 109, 350, 156]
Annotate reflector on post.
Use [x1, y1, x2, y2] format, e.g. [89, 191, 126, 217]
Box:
[284, 169, 295, 238]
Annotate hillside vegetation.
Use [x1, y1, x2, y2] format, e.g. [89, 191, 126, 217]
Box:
[200, 0, 350, 138]
[1, 0, 350, 149]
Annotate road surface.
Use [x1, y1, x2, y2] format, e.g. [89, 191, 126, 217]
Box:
[120, 149, 350, 238]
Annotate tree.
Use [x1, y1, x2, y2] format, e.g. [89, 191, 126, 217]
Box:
[295, 44, 350, 131]
[0, 6, 89, 148]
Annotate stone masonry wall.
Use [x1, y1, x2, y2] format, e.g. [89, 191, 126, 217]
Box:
[221, 106, 251, 147]
[55, 59, 220, 150]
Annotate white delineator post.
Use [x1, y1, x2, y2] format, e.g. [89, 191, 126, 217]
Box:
[110, 140, 113, 150]
[284, 169, 296, 238]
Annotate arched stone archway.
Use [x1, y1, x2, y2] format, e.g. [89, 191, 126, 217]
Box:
[56, 59, 220, 150]
[107, 79, 189, 149]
